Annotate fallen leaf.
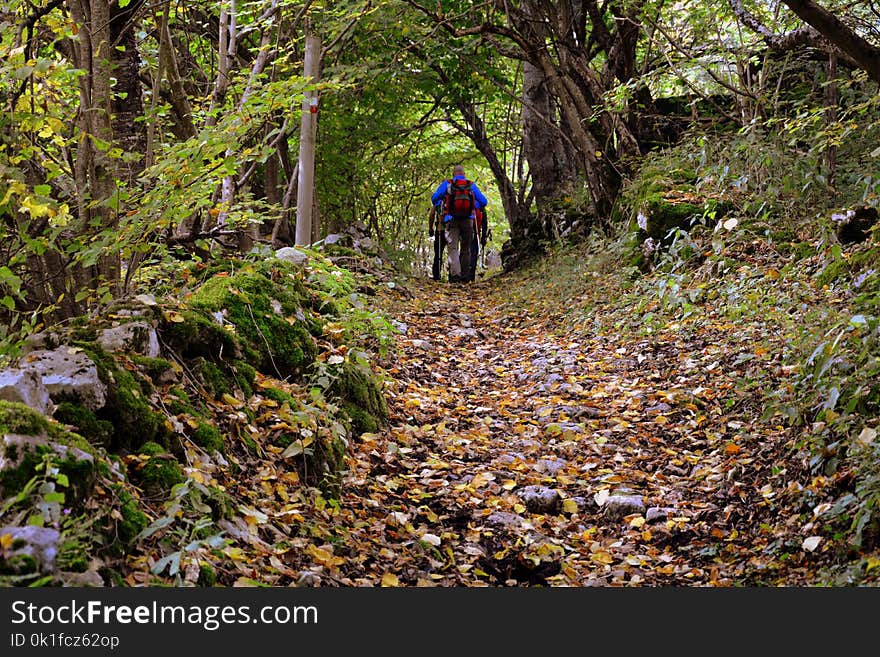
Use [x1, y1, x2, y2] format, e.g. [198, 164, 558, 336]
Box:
[802, 536, 822, 552]
[381, 572, 399, 587]
[471, 472, 495, 488]
[857, 427, 877, 445]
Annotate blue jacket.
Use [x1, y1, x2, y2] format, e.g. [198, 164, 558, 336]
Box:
[431, 176, 488, 216]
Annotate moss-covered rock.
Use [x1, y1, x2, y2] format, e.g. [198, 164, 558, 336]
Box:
[53, 402, 114, 447]
[166, 387, 197, 416]
[192, 358, 233, 400]
[131, 355, 178, 384]
[231, 361, 256, 399]
[186, 263, 319, 378]
[67, 344, 169, 453]
[0, 401, 97, 501]
[312, 434, 347, 499]
[634, 192, 730, 243]
[0, 553, 38, 576]
[328, 361, 388, 435]
[159, 309, 248, 363]
[261, 386, 298, 407]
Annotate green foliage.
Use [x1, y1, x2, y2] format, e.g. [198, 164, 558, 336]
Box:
[132, 479, 229, 583]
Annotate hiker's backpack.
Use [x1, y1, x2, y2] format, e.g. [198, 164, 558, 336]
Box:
[445, 178, 476, 219]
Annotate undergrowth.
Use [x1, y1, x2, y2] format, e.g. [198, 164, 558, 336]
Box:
[495, 118, 880, 582]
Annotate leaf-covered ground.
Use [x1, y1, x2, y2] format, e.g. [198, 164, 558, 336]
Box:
[131, 238, 880, 587]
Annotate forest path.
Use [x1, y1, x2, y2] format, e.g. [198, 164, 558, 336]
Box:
[328, 272, 814, 587]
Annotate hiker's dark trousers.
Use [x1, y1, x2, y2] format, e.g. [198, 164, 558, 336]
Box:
[445, 216, 474, 281]
[432, 229, 446, 281]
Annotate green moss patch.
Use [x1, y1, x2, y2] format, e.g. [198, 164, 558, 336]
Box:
[113, 487, 149, 546]
[134, 442, 185, 497]
[328, 361, 388, 435]
[186, 263, 319, 378]
[53, 402, 114, 447]
[191, 421, 224, 453]
[159, 309, 248, 362]
[57, 540, 90, 573]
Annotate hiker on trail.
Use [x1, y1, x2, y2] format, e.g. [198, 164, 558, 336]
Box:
[431, 165, 488, 283]
[428, 201, 446, 282]
[465, 204, 490, 283]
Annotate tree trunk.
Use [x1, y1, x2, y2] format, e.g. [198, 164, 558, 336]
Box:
[67, 0, 120, 305]
[781, 0, 880, 84]
[522, 61, 575, 210]
[110, 0, 147, 186]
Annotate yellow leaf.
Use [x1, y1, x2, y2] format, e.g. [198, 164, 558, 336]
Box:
[381, 572, 399, 587]
[471, 471, 495, 488]
[502, 479, 517, 490]
[0, 533, 13, 549]
[591, 551, 613, 564]
[221, 393, 244, 409]
[164, 310, 185, 323]
[223, 546, 246, 561]
[562, 498, 579, 514]
[513, 503, 526, 513]
[307, 544, 345, 568]
[629, 516, 646, 528]
[724, 443, 741, 455]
